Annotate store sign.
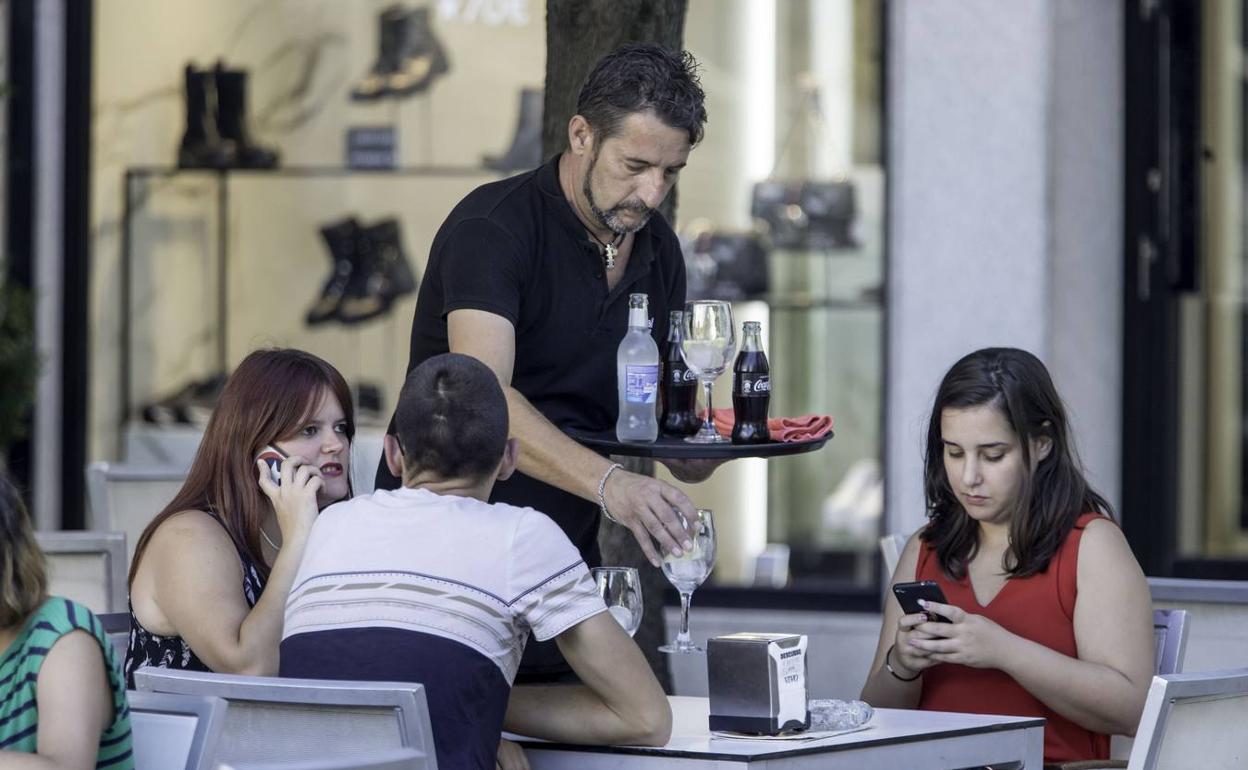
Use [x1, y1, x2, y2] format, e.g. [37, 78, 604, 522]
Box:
[346, 127, 397, 170]
[436, 0, 529, 26]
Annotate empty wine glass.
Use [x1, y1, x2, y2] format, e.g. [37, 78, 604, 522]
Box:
[659, 508, 717, 654]
[680, 300, 736, 444]
[591, 566, 643, 637]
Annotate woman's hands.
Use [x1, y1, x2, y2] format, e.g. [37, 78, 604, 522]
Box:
[256, 455, 323, 540]
[902, 600, 1011, 670]
[891, 610, 942, 676]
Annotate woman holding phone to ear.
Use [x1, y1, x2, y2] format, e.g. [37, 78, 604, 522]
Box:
[125, 348, 354, 685]
[861, 347, 1153, 766]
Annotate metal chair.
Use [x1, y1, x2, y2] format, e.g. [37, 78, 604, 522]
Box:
[133, 668, 437, 769]
[129, 690, 227, 770]
[1050, 608, 1192, 769]
[1153, 608, 1189, 676]
[1126, 668, 1248, 769]
[34, 530, 128, 614]
[219, 749, 428, 770]
[98, 611, 130, 663]
[85, 461, 187, 564]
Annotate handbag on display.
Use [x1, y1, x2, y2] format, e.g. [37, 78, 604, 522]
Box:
[682, 230, 770, 302]
[750, 179, 857, 251]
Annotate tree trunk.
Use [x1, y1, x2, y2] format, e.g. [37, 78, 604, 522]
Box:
[543, 0, 689, 224]
[544, 0, 691, 693]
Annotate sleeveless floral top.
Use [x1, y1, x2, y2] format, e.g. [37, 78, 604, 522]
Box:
[124, 510, 267, 687]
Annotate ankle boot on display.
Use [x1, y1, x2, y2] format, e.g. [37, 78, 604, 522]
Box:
[484, 88, 543, 172]
[386, 6, 450, 97]
[338, 218, 418, 324]
[215, 62, 279, 169]
[352, 5, 408, 101]
[306, 218, 362, 326]
[178, 64, 234, 169]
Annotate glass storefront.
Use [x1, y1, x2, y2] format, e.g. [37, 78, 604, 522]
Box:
[84, 0, 886, 596]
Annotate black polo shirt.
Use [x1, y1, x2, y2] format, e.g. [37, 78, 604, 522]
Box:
[376, 155, 686, 673]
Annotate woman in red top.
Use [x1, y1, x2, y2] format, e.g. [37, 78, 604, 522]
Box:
[861, 348, 1154, 766]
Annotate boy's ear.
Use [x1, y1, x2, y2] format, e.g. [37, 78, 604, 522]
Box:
[496, 438, 519, 482]
[383, 433, 405, 478]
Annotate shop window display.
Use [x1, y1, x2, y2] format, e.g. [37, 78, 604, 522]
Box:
[89, 0, 884, 596]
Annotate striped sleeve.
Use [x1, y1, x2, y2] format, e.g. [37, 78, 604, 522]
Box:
[0, 599, 135, 768]
[508, 511, 606, 641]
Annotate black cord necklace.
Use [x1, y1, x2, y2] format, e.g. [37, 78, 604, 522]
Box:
[589, 230, 626, 269]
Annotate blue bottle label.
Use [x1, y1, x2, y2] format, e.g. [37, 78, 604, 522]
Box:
[625, 365, 660, 403]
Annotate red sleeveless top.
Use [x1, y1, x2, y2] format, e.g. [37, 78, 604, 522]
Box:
[915, 512, 1110, 764]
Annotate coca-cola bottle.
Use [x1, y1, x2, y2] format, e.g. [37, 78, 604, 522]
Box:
[660, 310, 699, 436]
[732, 321, 771, 444]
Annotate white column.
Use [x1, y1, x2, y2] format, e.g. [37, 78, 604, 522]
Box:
[33, 0, 66, 531]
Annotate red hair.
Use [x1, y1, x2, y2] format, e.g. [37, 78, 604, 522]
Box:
[129, 348, 354, 584]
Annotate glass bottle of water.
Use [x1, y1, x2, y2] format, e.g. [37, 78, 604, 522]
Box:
[616, 293, 660, 442]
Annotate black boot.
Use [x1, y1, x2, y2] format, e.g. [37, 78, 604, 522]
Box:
[484, 88, 543, 172]
[352, 5, 408, 101]
[215, 62, 279, 169]
[338, 218, 418, 324]
[386, 6, 450, 97]
[306, 218, 362, 326]
[178, 64, 234, 169]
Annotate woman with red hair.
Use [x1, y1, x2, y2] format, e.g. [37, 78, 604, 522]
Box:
[125, 348, 354, 685]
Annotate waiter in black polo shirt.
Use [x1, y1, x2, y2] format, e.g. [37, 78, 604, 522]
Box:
[376, 43, 714, 682]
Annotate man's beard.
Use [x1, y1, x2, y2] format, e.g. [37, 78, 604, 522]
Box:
[583, 149, 654, 235]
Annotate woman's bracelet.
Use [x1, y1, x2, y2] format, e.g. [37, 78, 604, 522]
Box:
[597, 463, 624, 524]
[885, 643, 922, 682]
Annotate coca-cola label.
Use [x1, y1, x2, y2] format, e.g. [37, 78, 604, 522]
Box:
[625, 365, 659, 403]
[738, 374, 771, 395]
[669, 364, 697, 384]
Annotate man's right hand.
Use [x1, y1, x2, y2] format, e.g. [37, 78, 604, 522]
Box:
[602, 469, 698, 567]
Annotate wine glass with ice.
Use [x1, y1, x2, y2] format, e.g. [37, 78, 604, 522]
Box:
[590, 567, 643, 637]
[659, 508, 717, 654]
[681, 300, 736, 444]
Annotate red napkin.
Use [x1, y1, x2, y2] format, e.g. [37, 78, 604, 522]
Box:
[704, 408, 834, 443]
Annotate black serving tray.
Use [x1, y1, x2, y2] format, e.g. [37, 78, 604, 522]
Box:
[566, 429, 832, 459]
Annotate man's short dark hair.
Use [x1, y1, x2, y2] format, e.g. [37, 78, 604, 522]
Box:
[395, 353, 509, 481]
[575, 43, 707, 146]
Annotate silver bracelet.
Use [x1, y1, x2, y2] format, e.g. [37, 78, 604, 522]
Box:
[597, 463, 624, 524]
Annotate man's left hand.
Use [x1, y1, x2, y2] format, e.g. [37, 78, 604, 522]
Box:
[497, 738, 529, 770]
[658, 458, 727, 483]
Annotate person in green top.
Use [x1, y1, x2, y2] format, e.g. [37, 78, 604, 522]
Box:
[0, 473, 133, 769]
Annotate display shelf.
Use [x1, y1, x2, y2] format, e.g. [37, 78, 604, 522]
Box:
[117, 163, 505, 447]
[125, 164, 500, 178]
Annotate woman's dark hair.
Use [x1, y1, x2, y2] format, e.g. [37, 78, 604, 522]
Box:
[575, 43, 708, 145]
[921, 347, 1112, 579]
[0, 474, 47, 628]
[128, 348, 354, 585]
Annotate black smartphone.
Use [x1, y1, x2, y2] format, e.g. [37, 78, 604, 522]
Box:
[891, 580, 952, 623]
[256, 444, 287, 486]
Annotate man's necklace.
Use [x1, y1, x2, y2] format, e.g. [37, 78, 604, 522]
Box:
[589, 230, 625, 269]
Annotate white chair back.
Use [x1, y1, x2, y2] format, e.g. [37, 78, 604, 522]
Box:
[85, 461, 187, 563]
[133, 668, 437, 769]
[220, 749, 427, 770]
[129, 690, 227, 770]
[35, 531, 128, 614]
[98, 611, 130, 663]
[879, 532, 907, 579]
[1154, 608, 1189, 675]
[1127, 668, 1248, 769]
